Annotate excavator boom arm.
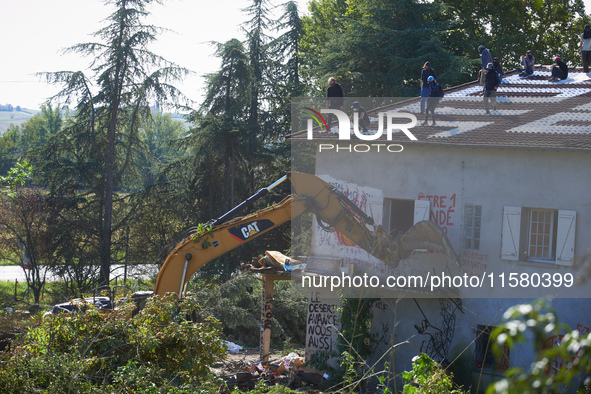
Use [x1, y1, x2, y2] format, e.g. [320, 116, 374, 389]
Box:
[153, 172, 455, 297]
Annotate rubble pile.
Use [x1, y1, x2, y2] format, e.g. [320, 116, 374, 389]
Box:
[217, 349, 326, 391]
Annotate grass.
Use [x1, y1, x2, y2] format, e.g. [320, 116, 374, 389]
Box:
[0, 108, 40, 135]
[0, 276, 156, 312]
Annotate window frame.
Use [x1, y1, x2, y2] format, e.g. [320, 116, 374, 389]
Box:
[463, 203, 482, 250]
[501, 206, 576, 265]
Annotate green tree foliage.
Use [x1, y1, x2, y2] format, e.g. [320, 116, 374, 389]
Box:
[487, 299, 591, 393]
[243, 0, 272, 134]
[301, 0, 474, 96]
[19, 104, 63, 152]
[0, 104, 63, 176]
[0, 125, 20, 176]
[440, 0, 588, 69]
[35, 0, 190, 285]
[0, 295, 226, 392]
[139, 111, 187, 184]
[268, 0, 307, 150]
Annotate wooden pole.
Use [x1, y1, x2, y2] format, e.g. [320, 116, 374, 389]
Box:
[260, 275, 274, 363]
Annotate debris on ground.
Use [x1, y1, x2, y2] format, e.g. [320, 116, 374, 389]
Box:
[225, 340, 244, 354]
[240, 251, 305, 273]
[214, 347, 325, 391]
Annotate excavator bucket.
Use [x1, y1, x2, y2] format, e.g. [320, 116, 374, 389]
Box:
[396, 220, 459, 265]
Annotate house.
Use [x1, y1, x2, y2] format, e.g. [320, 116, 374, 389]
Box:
[291, 66, 591, 390]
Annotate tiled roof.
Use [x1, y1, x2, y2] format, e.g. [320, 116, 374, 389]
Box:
[292, 66, 591, 151]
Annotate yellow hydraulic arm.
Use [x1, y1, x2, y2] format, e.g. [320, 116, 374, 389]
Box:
[153, 172, 456, 297]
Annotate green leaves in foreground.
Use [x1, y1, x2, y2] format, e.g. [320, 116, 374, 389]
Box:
[402, 353, 467, 394]
[0, 294, 226, 393]
[487, 299, 591, 393]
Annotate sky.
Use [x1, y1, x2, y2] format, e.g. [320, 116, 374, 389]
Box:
[2, 0, 591, 110]
[0, 0, 310, 110]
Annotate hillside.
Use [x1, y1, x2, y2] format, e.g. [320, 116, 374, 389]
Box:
[0, 108, 40, 135]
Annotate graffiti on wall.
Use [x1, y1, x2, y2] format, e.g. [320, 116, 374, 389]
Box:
[462, 250, 488, 276]
[312, 175, 384, 267]
[306, 292, 339, 352]
[414, 298, 464, 364]
[418, 192, 456, 234]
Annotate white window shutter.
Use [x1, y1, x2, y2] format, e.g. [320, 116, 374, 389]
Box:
[555, 210, 576, 266]
[414, 200, 431, 224]
[501, 206, 521, 261]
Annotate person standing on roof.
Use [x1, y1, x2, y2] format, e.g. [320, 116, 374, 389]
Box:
[483, 62, 501, 114]
[422, 76, 443, 126]
[420, 61, 437, 115]
[550, 57, 569, 82]
[350, 101, 370, 133]
[326, 77, 344, 129]
[580, 25, 591, 73]
[517, 50, 535, 76]
[478, 45, 493, 70]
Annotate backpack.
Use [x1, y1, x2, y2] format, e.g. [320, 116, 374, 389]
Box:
[430, 83, 444, 98]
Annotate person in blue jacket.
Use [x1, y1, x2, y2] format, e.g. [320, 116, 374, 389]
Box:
[422, 76, 444, 126]
[420, 61, 437, 114]
[478, 45, 493, 70]
[483, 62, 501, 114]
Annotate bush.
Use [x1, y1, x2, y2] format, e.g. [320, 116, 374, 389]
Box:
[0, 294, 226, 393]
[402, 353, 467, 394]
[487, 299, 591, 393]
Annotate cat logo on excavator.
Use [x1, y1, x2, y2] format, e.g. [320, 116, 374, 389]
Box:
[228, 219, 275, 242]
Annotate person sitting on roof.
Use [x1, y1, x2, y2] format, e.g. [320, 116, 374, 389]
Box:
[550, 57, 569, 82]
[516, 50, 535, 76]
[350, 101, 370, 133]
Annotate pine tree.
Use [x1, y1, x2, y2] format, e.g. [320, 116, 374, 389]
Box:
[35, 0, 189, 285]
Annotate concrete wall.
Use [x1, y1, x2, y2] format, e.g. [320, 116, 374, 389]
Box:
[306, 143, 591, 390]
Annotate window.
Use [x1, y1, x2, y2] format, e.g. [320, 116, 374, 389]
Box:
[501, 206, 576, 265]
[383, 198, 430, 238]
[463, 204, 482, 250]
[474, 325, 509, 371]
[528, 209, 555, 259]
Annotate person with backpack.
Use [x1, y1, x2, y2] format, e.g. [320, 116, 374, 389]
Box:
[422, 76, 443, 126]
[350, 101, 370, 133]
[420, 61, 437, 114]
[483, 62, 501, 114]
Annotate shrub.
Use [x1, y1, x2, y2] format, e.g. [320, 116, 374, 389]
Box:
[487, 299, 591, 393]
[0, 294, 226, 392]
[402, 353, 467, 394]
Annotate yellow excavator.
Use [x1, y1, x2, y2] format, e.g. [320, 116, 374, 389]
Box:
[153, 171, 457, 298]
[46, 171, 457, 315]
